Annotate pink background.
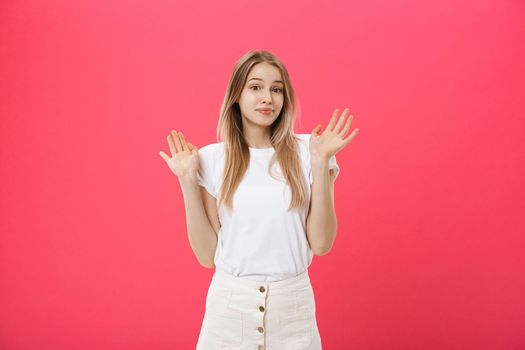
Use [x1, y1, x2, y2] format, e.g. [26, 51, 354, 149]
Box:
[1, 0, 524, 349]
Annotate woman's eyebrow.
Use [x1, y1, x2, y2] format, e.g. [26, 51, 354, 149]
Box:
[248, 78, 284, 84]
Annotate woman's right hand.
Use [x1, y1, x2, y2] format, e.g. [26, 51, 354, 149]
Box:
[159, 130, 199, 181]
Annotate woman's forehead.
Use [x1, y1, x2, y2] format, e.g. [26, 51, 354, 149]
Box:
[248, 63, 283, 82]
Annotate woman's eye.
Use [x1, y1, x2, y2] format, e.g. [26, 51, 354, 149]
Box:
[249, 86, 282, 93]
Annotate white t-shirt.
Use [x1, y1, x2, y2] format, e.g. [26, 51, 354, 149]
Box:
[196, 133, 340, 282]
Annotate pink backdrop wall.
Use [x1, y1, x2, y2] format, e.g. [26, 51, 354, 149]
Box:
[1, 0, 524, 349]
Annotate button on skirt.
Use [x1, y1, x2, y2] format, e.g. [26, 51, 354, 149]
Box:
[196, 268, 322, 350]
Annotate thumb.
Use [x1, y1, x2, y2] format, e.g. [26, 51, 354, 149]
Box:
[311, 124, 322, 137]
[159, 151, 170, 162]
[188, 143, 198, 155]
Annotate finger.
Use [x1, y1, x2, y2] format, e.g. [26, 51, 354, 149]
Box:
[171, 130, 182, 152]
[188, 142, 198, 155]
[311, 124, 322, 137]
[342, 128, 360, 145]
[178, 131, 188, 152]
[159, 150, 170, 162]
[167, 134, 177, 156]
[340, 114, 353, 138]
[334, 108, 349, 134]
[326, 108, 339, 131]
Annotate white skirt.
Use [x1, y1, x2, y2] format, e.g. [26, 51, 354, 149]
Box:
[196, 268, 322, 350]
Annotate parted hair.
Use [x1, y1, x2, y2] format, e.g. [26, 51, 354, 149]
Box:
[215, 50, 309, 213]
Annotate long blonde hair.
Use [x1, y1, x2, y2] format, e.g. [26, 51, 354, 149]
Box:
[216, 50, 308, 213]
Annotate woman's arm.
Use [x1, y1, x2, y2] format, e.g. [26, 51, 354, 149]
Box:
[179, 176, 218, 268]
[306, 157, 338, 256]
[305, 107, 359, 255]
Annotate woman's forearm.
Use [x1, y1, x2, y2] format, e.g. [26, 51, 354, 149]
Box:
[179, 176, 218, 268]
[306, 157, 338, 255]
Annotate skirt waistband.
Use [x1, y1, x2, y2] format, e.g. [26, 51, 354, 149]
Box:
[212, 268, 311, 294]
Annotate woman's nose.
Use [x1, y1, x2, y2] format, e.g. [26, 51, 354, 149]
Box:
[261, 91, 272, 103]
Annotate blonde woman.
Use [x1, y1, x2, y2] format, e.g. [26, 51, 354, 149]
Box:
[159, 50, 359, 350]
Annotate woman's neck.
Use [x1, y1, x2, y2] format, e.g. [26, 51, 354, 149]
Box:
[243, 127, 272, 148]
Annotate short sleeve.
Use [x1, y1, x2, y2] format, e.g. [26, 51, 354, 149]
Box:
[197, 145, 217, 198]
[328, 154, 340, 180]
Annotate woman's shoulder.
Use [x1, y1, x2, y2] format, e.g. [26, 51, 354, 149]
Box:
[295, 133, 312, 142]
[198, 141, 225, 155]
[199, 136, 310, 157]
[295, 133, 312, 158]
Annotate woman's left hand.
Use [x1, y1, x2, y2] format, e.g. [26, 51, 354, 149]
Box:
[309, 108, 360, 162]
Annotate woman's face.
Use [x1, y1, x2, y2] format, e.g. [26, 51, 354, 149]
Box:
[237, 62, 284, 129]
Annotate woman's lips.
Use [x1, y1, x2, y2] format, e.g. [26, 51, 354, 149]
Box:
[257, 110, 272, 115]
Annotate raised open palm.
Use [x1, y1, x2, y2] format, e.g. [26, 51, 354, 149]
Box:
[159, 130, 200, 179]
[309, 108, 360, 160]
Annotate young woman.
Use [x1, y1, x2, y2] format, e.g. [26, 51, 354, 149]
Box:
[159, 50, 359, 350]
